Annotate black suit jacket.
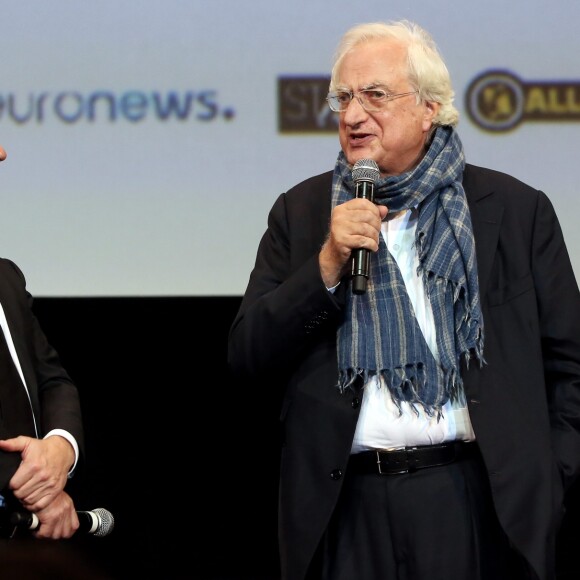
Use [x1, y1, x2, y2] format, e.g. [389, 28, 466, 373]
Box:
[228, 163, 580, 580]
[0, 258, 84, 490]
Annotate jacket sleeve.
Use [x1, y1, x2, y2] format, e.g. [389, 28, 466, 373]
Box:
[228, 189, 344, 380]
[534, 192, 580, 491]
[1, 259, 84, 460]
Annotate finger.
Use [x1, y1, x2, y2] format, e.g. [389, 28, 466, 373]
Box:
[0, 435, 28, 452]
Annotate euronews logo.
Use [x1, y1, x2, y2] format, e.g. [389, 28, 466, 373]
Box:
[0, 89, 236, 124]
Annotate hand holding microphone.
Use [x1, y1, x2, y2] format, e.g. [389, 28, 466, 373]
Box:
[351, 158, 381, 294]
[10, 507, 115, 537]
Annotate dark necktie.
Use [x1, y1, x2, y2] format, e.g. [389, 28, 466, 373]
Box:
[0, 326, 36, 491]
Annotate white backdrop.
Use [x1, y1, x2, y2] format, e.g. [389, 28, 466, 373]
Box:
[0, 1, 578, 296]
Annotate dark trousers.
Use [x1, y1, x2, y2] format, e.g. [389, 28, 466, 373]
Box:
[307, 445, 536, 580]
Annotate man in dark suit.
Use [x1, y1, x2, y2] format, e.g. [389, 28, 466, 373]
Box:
[228, 19, 580, 580]
[0, 144, 84, 540]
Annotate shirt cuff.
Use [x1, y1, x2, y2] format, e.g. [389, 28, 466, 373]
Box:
[44, 429, 79, 477]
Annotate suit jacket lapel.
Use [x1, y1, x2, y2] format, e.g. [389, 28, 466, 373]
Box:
[463, 166, 503, 301]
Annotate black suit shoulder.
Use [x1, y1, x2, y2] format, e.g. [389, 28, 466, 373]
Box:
[463, 162, 543, 203]
[283, 171, 334, 211]
[286, 170, 333, 196]
[0, 258, 32, 314]
[268, 171, 334, 254]
[0, 257, 27, 284]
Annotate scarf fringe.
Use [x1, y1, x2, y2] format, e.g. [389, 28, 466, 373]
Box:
[337, 363, 467, 419]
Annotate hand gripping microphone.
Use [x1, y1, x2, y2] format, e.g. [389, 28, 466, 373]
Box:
[10, 507, 115, 537]
[351, 158, 380, 295]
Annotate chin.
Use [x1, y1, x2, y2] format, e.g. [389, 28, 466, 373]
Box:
[346, 152, 375, 167]
[345, 148, 367, 161]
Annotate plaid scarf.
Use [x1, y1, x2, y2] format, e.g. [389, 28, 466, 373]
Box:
[332, 126, 484, 415]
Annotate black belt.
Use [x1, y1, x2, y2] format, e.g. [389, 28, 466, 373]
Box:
[349, 441, 477, 475]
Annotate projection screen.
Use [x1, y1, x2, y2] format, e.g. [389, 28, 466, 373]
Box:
[0, 1, 578, 296]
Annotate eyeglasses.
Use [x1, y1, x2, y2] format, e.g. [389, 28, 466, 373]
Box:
[326, 88, 418, 113]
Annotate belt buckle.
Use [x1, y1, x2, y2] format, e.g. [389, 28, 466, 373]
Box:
[375, 449, 414, 475]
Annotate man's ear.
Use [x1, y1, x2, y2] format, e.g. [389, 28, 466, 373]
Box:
[423, 100, 440, 131]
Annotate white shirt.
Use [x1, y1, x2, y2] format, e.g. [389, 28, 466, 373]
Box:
[350, 207, 475, 453]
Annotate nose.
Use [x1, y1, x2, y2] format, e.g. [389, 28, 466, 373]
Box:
[0, 146, 6, 162]
[342, 95, 369, 125]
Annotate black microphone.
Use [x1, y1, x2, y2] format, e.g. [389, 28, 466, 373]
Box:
[351, 158, 380, 294]
[10, 507, 115, 537]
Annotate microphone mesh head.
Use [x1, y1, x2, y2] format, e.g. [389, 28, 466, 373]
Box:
[352, 158, 380, 183]
[93, 508, 115, 537]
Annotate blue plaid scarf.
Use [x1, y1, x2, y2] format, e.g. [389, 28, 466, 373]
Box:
[332, 126, 484, 415]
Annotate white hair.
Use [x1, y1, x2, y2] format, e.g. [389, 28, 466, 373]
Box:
[330, 20, 459, 127]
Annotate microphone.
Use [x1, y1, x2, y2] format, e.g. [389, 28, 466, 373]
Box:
[351, 158, 380, 294]
[10, 507, 115, 537]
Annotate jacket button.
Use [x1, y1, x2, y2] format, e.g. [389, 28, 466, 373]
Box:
[351, 397, 360, 409]
[330, 469, 342, 481]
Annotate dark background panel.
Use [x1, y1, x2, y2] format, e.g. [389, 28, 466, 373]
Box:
[31, 297, 280, 580]
[28, 297, 580, 579]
